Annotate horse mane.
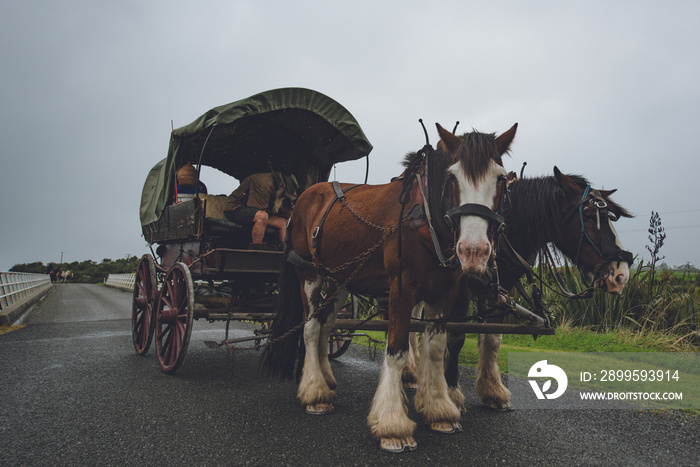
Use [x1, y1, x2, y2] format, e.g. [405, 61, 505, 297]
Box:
[504, 173, 631, 257]
[505, 176, 568, 254]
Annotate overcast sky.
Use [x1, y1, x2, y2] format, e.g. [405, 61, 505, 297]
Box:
[1, 1, 698, 272]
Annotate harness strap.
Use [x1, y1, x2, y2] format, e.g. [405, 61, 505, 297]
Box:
[331, 180, 345, 200]
[565, 185, 634, 274]
[415, 172, 458, 268]
[286, 250, 325, 275]
[312, 183, 361, 259]
[445, 204, 505, 230]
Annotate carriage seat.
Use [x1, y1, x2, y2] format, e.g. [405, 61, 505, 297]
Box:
[197, 194, 279, 237]
[197, 193, 230, 221]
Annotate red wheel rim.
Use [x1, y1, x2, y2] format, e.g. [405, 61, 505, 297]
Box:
[155, 263, 193, 374]
[328, 329, 352, 359]
[132, 255, 156, 355]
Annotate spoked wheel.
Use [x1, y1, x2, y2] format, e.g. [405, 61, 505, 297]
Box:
[328, 329, 353, 359]
[155, 262, 194, 374]
[132, 254, 158, 355]
[325, 290, 357, 360]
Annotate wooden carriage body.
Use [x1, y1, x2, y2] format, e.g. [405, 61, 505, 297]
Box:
[132, 88, 373, 372]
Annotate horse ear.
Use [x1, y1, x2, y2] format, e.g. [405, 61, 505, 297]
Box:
[495, 123, 518, 156]
[436, 123, 462, 153]
[553, 166, 581, 197]
[600, 189, 618, 197]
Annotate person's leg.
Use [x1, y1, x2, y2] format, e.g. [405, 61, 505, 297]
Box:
[251, 210, 269, 244]
[267, 215, 287, 244]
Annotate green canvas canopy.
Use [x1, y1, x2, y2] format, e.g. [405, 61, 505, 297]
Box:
[140, 87, 373, 226]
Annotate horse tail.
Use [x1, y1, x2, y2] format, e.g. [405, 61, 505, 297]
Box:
[261, 242, 305, 380]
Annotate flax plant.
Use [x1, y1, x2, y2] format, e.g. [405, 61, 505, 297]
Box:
[514, 261, 699, 348]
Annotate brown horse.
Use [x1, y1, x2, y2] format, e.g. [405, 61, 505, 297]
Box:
[404, 167, 633, 412]
[263, 123, 517, 452]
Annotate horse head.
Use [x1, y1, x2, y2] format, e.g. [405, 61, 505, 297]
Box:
[553, 167, 633, 293]
[433, 123, 517, 275]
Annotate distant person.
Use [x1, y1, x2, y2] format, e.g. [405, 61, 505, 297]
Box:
[223, 172, 298, 250]
[176, 162, 207, 195]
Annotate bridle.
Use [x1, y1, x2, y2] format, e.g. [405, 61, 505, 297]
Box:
[415, 149, 508, 269]
[443, 174, 507, 234]
[563, 184, 633, 285]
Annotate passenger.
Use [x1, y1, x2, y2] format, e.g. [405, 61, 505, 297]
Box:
[176, 162, 208, 195]
[224, 172, 298, 250]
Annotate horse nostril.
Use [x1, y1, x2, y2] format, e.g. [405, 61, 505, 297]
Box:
[480, 243, 491, 258]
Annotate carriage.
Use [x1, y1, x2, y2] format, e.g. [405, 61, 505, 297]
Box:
[132, 88, 377, 373]
[132, 87, 557, 375]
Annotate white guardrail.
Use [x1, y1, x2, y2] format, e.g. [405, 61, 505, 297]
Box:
[0, 272, 54, 324]
[0, 272, 52, 311]
[104, 273, 135, 292]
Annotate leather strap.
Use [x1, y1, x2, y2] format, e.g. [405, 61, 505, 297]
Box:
[311, 183, 361, 257]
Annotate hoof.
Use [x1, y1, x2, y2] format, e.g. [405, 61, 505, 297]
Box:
[482, 398, 514, 412]
[380, 437, 418, 453]
[429, 421, 463, 434]
[305, 403, 334, 415]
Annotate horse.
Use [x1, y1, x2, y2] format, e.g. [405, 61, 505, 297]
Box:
[262, 123, 518, 452]
[404, 167, 633, 412]
[45, 266, 58, 283]
[57, 270, 74, 284]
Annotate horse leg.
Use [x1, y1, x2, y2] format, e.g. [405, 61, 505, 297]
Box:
[445, 331, 467, 414]
[297, 276, 336, 415]
[402, 319, 420, 391]
[367, 286, 417, 452]
[475, 331, 512, 411]
[317, 286, 349, 391]
[444, 277, 472, 414]
[414, 302, 462, 434]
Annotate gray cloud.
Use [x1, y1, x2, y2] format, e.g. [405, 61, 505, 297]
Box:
[1, 1, 698, 270]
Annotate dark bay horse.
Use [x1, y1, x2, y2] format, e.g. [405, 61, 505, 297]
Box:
[406, 167, 633, 412]
[263, 123, 517, 452]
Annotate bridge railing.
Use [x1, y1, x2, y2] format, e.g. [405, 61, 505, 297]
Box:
[0, 272, 54, 324]
[0, 272, 52, 311]
[104, 273, 135, 292]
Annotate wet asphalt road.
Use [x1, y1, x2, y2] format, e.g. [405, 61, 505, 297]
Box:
[0, 284, 698, 466]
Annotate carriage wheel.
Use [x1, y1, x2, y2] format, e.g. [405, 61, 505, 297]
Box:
[132, 254, 157, 355]
[326, 292, 357, 360]
[155, 262, 194, 374]
[328, 329, 353, 359]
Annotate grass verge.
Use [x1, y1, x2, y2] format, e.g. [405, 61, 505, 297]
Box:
[351, 324, 699, 373]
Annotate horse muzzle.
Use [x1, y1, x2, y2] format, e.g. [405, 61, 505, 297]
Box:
[603, 262, 630, 294]
[595, 261, 630, 294]
[456, 238, 492, 275]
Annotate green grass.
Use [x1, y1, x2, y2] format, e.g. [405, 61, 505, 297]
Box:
[352, 323, 698, 374]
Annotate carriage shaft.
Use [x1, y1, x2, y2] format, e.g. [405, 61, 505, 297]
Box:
[332, 318, 554, 335]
